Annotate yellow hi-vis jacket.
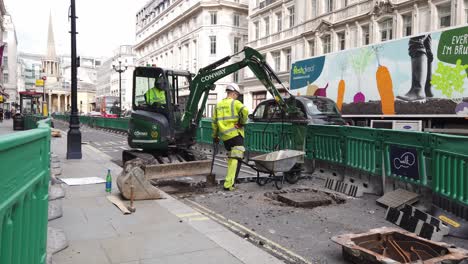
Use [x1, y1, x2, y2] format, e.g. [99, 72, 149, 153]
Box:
[212, 98, 249, 141]
[146, 87, 166, 105]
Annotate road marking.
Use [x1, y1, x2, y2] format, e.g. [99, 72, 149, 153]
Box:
[176, 212, 209, 222]
[185, 199, 312, 264]
[176, 212, 201, 218]
[94, 142, 101, 146]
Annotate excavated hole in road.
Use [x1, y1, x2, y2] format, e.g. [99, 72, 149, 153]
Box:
[150, 178, 207, 195]
[264, 188, 346, 208]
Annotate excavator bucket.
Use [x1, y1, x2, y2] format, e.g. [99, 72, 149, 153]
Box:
[145, 159, 211, 179]
[117, 159, 163, 200]
[117, 151, 212, 200]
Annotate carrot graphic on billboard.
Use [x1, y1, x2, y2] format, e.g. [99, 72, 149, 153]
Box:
[336, 60, 347, 111]
[374, 46, 395, 115]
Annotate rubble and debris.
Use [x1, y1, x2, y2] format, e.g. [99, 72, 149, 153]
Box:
[385, 204, 449, 241]
[332, 227, 468, 264]
[377, 188, 419, 209]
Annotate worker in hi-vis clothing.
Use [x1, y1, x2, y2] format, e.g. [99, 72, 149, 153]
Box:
[212, 83, 249, 191]
[145, 78, 166, 106]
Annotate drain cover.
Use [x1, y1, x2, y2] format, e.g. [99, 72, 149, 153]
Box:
[332, 227, 468, 264]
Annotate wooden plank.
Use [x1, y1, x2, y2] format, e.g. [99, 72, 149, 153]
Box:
[107, 195, 131, 214]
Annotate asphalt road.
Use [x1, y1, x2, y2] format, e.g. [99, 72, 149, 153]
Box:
[52, 119, 468, 264]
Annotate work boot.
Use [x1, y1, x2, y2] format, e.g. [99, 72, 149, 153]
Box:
[425, 60, 434, 98]
[397, 56, 427, 101]
[223, 186, 236, 191]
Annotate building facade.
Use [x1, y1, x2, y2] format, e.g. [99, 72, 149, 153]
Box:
[96, 45, 135, 113]
[134, 0, 249, 117]
[242, 0, 468, 112]
[2, 14, 18, 109]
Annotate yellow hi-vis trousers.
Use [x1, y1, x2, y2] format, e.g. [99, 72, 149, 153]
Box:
[223, 146, 245, 190]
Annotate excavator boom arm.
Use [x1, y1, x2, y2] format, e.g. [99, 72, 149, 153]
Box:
[181, 47, 301, 134]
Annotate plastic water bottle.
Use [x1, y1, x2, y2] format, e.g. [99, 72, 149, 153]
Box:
[106, 169, 112, 193]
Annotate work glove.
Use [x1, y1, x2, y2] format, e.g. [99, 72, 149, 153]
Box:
[234, 123, 244, 129]
[213, 137, 220, 144]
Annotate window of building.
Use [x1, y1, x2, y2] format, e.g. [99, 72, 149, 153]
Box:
[276, 12, 282, 32]
[438, 4, 451, 28]
[288, 7, 295, 28]
[337, 32, 345, 50]
[3, 73, 8, 82]
[325, 0, 333, 13]
[253, 91, 267, 109]
[284, 48, 291, 71]
[233, 72, 239, 83]
[210, 12, 217, 25]
[322, 35, 331, 54]
[206, 104, 216, 118]
[208, 93, 217, 100]
[309, 39, 315, 56]
[362, 25, 370, 45]
[466, 0, 468, 23]
[2, 56, 7, 68]
[272, 51, 281, 72]
[234, 37, 241, 53]
[210, 36, 216, 54]
[233, 14, 240, 27]
[379, 19, 393, 42]
[264, 17, 270, 36]
[254, 21, 259, 39]
[402, 14, 412, 36]
[311, 0, 318, 18]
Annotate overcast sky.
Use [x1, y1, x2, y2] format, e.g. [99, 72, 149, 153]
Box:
[5, 0, 148, 58]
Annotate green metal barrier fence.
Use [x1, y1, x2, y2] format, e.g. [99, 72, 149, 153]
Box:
[24, 115, 48, 130]
[344, 126, 382, 175]
[382, 130, 430, 186]
[432, 133, 468, 204]
[306, 125, 344, 163]
[52, 115, 129, 132]
[0, 118, 50, 264]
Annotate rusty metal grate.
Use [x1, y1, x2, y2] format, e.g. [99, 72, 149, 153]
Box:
[332, 227, 468, 264]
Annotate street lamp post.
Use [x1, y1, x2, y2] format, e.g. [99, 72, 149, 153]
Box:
[112, 58, 128, 117]
[66, 0, 82, 159]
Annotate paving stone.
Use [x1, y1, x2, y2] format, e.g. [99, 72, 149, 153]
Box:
[47, 227, 68, 255]
[49, 185, 65, 200]
[139, 247, 244, 264]
[48, 200, 63, 220]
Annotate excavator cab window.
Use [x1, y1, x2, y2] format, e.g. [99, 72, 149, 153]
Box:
[133, 67, 167, 111]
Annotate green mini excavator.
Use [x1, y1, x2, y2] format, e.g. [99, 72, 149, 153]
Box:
[117, 47, 304, 199]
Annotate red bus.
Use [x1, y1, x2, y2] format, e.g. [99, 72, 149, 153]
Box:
[95, 96, 119, 118]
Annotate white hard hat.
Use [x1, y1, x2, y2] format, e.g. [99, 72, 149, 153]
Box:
[226, 83, 240, 94]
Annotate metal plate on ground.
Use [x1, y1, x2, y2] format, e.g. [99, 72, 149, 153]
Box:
[376, 188, 419, 209]
[277, 192, 333, 208]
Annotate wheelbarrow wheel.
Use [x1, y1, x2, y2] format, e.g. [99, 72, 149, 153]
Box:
[274, 174, 284, 190]
[284, 164, 302, 184]
[256, 174, 269, 186]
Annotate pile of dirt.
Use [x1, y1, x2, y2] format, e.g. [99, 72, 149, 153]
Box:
[342, 98, 463, 115]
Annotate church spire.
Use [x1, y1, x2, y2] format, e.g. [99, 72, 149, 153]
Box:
[46, 11, 56, 59]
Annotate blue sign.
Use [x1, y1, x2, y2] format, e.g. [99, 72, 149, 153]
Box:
[289, 56, 326, 90]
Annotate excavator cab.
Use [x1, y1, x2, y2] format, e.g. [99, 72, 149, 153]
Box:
[128, 67, 193, 151]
